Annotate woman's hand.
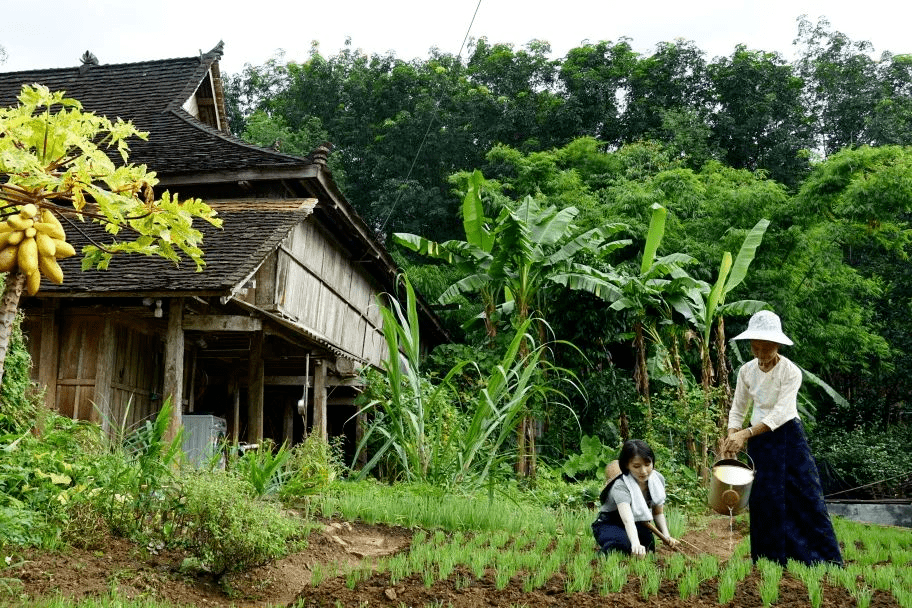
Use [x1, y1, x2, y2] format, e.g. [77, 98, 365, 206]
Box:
[721, 429, 749, 457]
[631, 542, 647, 557]
[665, 536, 680, 548]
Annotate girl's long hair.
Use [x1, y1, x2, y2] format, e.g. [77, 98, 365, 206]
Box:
[599, 439, 656, 504]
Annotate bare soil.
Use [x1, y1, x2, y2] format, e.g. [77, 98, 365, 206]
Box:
[5, 515, 900, 608]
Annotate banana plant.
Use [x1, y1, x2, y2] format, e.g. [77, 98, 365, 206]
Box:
[670, 217, 770, 470]
[607, 203, 701, 435]
[393, 170, 502, 337]
[674, 217, 770, 396]
[394, 170, 629, 339]
[394, 170, 629, 476]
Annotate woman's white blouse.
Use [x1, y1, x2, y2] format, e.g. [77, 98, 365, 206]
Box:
[727, 355, 802, 431]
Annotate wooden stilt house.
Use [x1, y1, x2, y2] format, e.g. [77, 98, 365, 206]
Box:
[0, 43, 447, 454]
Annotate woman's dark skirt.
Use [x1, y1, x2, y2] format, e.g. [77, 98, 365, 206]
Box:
[591, 510, 655, 555]
[747, 418, 843, 566]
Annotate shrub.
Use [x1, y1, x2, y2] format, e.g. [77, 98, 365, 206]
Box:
[0, 313, 41, 435]
[280, 434, 346, 501]
[0, 414, 101, 548]
[175, 472, 306, 575]
[231, 439, 291, 498]
[812, 426, 912, 498]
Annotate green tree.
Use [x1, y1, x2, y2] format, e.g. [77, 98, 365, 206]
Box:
[783, 146, 909, 423]
[0, 85, 221, 383]
[709, 45, 812, 186]
[794, 17, 881, 155]
[558, 39, 637, 144]
[623, 40, 710, 144]
[868, 52, 912, 146]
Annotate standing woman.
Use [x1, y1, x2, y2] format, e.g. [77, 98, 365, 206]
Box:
[592, 439, 679, 557]
[722, 310, 842, 566]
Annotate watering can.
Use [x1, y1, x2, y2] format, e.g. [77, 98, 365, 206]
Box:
[708, 453, 755, 515]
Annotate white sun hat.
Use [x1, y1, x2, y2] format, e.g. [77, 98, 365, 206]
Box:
[732, 310, 793, 345]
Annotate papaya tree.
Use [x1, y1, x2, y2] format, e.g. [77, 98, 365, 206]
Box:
[0, 84, 221, 383]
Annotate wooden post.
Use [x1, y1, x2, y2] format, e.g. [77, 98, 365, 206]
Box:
[93, 316, 116, 431]
[232, 379, 240, 444]
[312, 359, 327, 440]
[247, 330, 264, 443]
[38, 300, 60, 412]
[163, 298, 184, 443]
[283, 398, 295, 446]
[187, 347, 197, 413]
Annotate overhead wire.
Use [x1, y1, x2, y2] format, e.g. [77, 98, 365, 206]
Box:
[823, 469, 912, 499]
[378, 0, 484, 234]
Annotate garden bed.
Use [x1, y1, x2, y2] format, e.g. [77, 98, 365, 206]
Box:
[6, 515, 906, 608]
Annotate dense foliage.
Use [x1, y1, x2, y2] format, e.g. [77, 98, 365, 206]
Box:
[224, 20, 912, 493]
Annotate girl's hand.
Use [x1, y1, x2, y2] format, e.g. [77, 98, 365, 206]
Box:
[666, 537, 680, 548]
[631, 542, 646, 557]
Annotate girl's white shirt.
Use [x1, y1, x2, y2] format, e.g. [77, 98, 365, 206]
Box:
[620, 471, 666, 521]
[728, 355, 802, 431]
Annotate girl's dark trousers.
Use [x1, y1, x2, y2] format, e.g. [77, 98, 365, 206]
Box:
[591, 510, 656, 555]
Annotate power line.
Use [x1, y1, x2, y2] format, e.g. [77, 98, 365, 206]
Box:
[824, 469, 912, 499]
[378, 0, 483, 234]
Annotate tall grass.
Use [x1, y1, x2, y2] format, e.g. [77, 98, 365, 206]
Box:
[231, 439, 291, 497]
[88, 399, 182, 539]
[310, 480, 566, 534]
[352, 276, 576, 491]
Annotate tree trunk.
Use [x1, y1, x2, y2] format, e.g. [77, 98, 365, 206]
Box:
[699, 335, 715, 481]
[0, 271, 26, 387]
[671, 334, 698, 468]
[515, 417, 528, 477]
[714, 317, 732, 430]
[632, 321, 652, 431]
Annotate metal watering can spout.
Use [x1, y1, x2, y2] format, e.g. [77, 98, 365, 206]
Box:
[708, 452, 755, 516]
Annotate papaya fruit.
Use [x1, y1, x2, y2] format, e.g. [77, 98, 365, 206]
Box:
[19, 204, 38, 219]
[0, 246, 18, 273]
[18, 237, 39, 275]
[38, 254, 64, 285]
[53, 239, 76, 259]
[26, 270, 41, 295]
[35, 233, 56, 257]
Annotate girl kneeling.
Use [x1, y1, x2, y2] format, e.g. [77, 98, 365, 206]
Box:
[591, 439, 678, 557]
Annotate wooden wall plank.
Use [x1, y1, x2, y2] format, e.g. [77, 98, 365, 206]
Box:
[37, 301, 59, 411]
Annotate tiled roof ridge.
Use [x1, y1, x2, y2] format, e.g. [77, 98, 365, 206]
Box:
[166, 42, 226, 116]
[168, 107, 317, 164]
[1, 55, 201, 78]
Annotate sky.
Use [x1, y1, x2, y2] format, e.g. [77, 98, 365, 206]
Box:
[1, 1, 911, 76]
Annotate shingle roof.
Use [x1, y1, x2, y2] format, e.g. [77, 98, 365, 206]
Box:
[37, 201, 316, 294]
[0, 44, 309, 174]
